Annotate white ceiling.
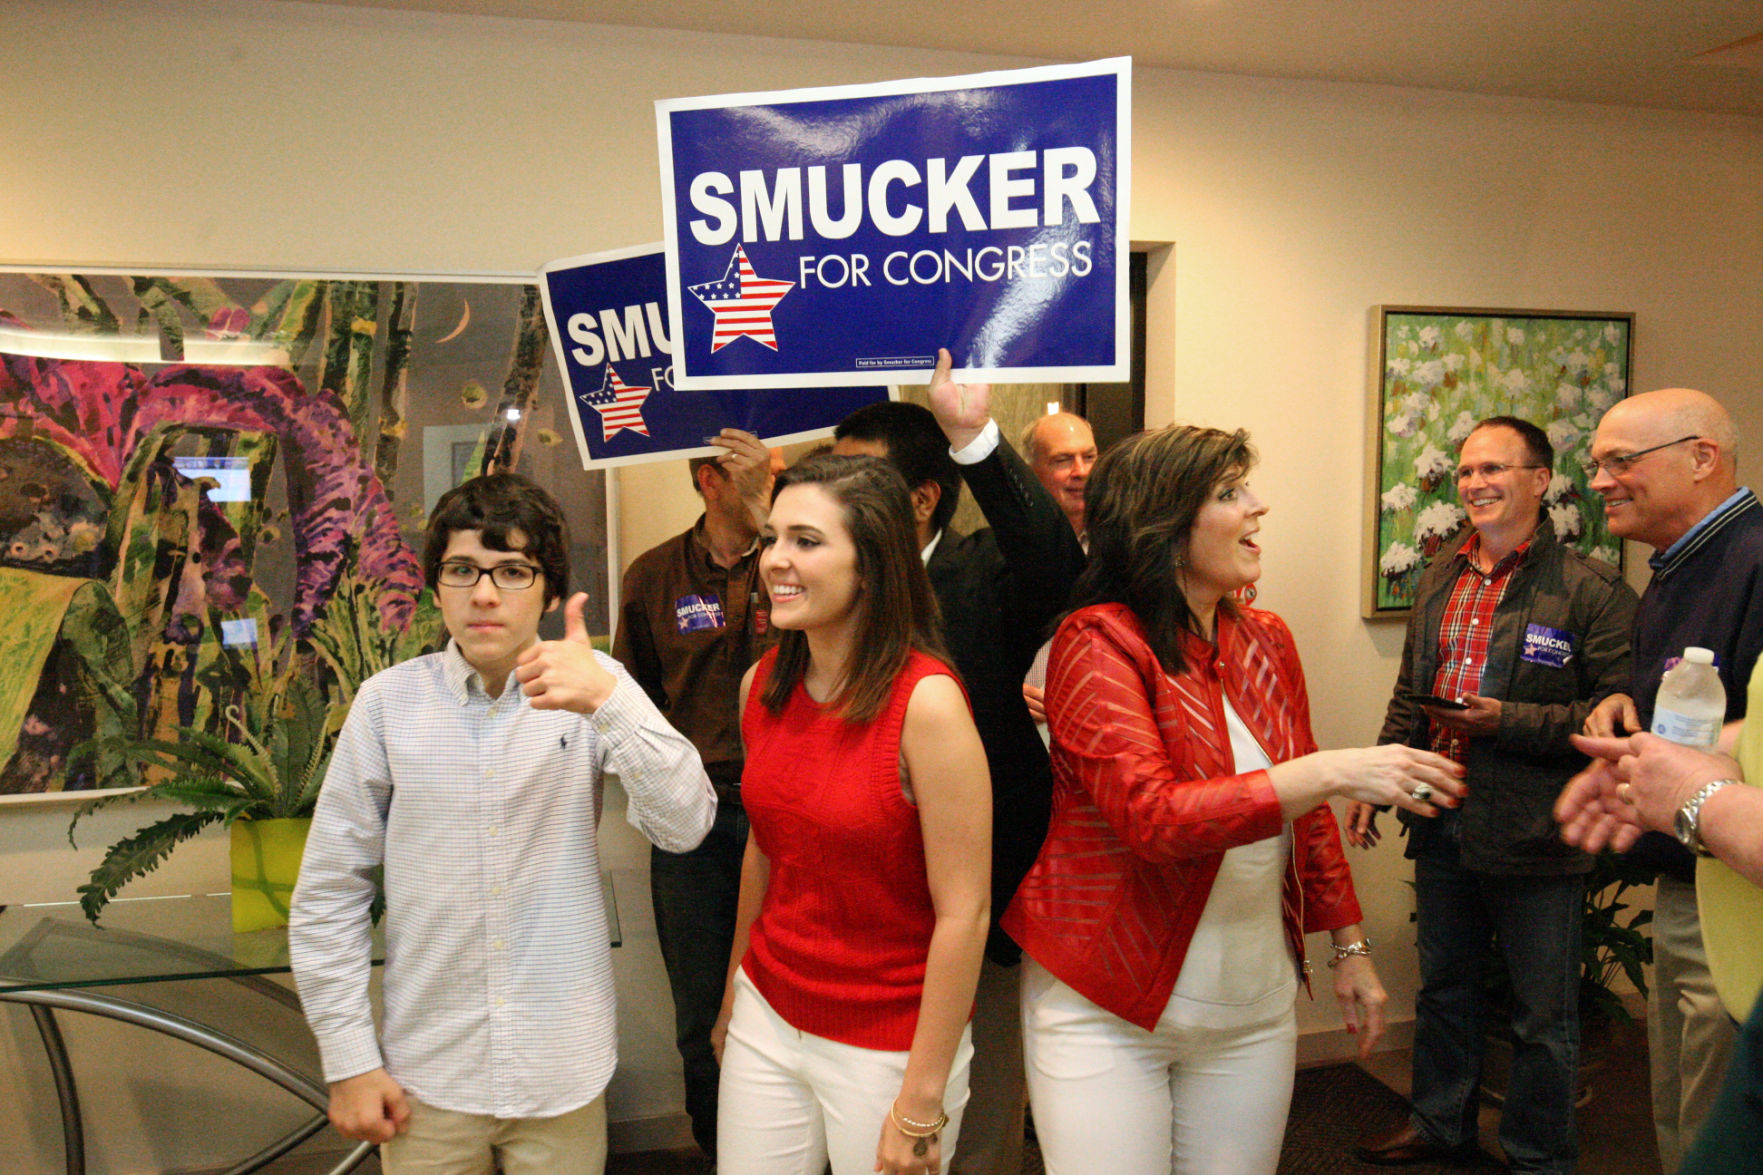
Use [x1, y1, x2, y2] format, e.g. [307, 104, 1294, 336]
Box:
[304, 0, 1763, 117]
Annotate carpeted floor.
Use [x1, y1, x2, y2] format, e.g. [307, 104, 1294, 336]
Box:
[1274, 1063, 1508, 1174]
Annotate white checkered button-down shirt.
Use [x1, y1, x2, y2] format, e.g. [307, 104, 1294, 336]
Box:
[290, 642, 715, 1118]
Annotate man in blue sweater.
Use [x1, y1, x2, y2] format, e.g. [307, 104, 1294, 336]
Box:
[1580, 387, 1763, 1173]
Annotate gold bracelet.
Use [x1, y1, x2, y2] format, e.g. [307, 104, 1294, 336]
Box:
[889, 1102, 949, 1137]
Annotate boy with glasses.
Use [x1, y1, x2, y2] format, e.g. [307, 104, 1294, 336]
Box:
[291, 472, 715, 1175]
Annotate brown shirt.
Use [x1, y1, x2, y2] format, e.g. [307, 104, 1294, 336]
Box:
[612, 515, 775, 785]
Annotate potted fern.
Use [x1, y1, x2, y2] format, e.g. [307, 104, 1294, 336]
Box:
[67, 573, 440, 930]
[69, 661, 344, 931]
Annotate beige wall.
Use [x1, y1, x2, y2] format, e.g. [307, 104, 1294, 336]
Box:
[3, 0, 1761, 1169]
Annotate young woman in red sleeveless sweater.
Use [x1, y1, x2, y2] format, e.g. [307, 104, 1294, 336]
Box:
[1001, 426, 1468, 1175]
[711, 454, 991, 1175]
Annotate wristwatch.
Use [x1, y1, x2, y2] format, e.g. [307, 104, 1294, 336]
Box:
[1675, 780, 1733, 857]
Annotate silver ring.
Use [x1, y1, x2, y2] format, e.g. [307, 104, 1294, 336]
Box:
[1410, 782, 1435, 804]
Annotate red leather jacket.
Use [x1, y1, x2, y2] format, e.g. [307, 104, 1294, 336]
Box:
[1001, 602, 1363, 1030]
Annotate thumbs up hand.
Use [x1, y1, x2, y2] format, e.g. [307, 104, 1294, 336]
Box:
[516, 592, 617, 713]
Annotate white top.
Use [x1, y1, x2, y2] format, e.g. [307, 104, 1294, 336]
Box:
[1169, 695, 1297, 1026]
[289, 642, 715, 1118]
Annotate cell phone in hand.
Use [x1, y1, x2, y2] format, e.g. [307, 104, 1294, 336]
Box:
[1405, 692, 1470, 710]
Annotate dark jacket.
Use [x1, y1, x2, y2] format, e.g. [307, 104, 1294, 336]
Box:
[1380, 524, 1637, 875]
[929, 435, 1087, 962]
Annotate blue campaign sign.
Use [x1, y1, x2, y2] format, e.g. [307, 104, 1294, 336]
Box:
[657, 58, 1131, 390]
[540, 244, 891, 469]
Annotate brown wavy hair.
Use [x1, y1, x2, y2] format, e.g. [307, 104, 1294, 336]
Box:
[1067, 425, 1257, 675]
[424, 472, 571, 606]
[760, 454, 953, 722]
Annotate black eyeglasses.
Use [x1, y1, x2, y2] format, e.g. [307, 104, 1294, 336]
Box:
[1456, 463, 1545, 483]
[1581, 435, 1700, 479]
[437, 562, 540, 591]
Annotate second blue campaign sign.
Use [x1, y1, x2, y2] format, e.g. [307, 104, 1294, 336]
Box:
[541, 244, 888, 469]
[656, 58, 1131, 390]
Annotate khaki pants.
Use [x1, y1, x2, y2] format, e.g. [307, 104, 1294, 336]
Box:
[381, 1093, 607, 1175]
[1649, 876, 1739, 1174]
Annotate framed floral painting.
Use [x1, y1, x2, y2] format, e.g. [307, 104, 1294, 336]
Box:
[1363, 306, 1633, 618]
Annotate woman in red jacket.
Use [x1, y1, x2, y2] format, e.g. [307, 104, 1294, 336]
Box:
[713, 455, 991, 1175]
[1002, 426, 1465, 1175]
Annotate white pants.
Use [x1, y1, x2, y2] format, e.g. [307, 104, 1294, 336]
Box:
[719, 969, 974, 1175]
[1020, 958, 1297, 1175]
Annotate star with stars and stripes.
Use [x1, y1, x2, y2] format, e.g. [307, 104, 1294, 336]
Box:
[578, 366, 651, 441]
[688, 244, 794, 353]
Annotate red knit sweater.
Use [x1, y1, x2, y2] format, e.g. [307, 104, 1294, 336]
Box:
[739, 648, 955, 1050]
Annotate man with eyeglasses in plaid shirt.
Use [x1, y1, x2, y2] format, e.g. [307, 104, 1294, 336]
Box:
[1577, 387, 1763, 1173]
[1348, 416, 1636, 1174]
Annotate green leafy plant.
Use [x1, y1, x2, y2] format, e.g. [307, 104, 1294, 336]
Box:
[307, 565, 443, 708]
[1577, 848, 1656, 1024]
[67, 649, 345, 924]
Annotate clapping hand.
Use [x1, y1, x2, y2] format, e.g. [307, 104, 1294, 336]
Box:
[1557, 731, 1741, 851]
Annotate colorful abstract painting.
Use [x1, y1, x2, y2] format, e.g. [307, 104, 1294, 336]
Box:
[0, 271, 608, 798]
[1365, 307, 1632, 617]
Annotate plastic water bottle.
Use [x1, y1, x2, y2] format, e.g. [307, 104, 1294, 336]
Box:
[1651, 647, 1726, 748]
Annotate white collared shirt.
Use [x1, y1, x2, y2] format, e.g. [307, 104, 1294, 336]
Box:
[290, 642, 715, 1117]
[920, 528, 945, 565]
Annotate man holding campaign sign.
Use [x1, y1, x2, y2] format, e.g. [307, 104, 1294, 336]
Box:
[656, 58, 1130, 390]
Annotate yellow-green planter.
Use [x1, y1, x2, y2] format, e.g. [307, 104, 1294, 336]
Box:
[230, 818, 311, 932]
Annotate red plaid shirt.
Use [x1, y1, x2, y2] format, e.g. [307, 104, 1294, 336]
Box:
[1429, 533, 1530, 765]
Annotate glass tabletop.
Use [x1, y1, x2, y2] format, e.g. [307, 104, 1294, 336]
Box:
[0, 877, 619, 994]
[0, 894, 364, 993]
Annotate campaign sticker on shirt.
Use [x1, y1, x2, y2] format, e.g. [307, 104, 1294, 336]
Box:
[675, 593, 727, 634]
[1521, 623, 1576, 668]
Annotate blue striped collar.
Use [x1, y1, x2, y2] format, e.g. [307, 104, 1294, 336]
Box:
[1649, 488, 1758, 577]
